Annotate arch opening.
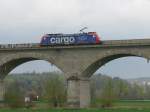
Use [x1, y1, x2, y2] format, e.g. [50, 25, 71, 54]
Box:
[82, 54, 140, 78]
[0, 57, 63, 79]
[3, 59, 66, 108]
[88, 54, 150, 108]
[10, 60, 62, 74]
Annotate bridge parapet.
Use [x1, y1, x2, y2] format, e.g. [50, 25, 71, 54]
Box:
[102, 38, 150, 46]
[0, 39, 150, 50]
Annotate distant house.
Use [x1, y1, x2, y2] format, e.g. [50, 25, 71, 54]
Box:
[25, 96, 30, 103]
[25, 91, 39, 102]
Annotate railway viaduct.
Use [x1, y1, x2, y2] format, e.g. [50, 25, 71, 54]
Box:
[0, 39, 150, 108]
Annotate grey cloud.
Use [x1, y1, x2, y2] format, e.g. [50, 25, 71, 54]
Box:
[0, 0, 150, 43]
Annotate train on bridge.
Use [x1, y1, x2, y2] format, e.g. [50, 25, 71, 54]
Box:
[0, 32, 101, 49]
[40, 32, 101, 46]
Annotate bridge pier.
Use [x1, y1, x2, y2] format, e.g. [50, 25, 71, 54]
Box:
[79, 78, 90, 108]
[67, 78, 80, 108]
[0, 80, 5, 102]
[67, 77, 91, 108]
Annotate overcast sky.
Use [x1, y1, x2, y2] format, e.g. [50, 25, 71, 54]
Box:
[1, 0, 150, 78]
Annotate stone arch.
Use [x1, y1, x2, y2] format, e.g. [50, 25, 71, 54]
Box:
[0, 52, 65, 79]
[82, 53, 148, 78]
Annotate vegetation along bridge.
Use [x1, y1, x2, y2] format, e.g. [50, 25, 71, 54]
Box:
[0, 39, 150, 108]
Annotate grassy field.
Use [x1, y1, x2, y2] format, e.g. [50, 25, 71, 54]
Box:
[0, 108, 150, 112]
[114, 100, 150, 109]
[1, 100, 150, 112]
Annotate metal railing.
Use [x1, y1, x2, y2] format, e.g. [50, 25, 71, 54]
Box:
[0, 43, 40, 49]
[0, 39, 150, 49]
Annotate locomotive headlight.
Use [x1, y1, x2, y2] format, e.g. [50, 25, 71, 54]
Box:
[43, 37, 46, 40]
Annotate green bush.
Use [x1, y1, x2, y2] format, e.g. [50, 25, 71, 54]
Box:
[43, 74, 66, 107]
[4, 80, 25, 108]
[99, 79, 116, 108]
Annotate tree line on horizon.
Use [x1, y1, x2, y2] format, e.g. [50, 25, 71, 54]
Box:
[3, 72, 150, 108]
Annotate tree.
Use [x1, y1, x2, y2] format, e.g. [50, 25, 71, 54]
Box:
[4, 80, 25, 108]
[43, 74, 66, 107]
[113, 77, 129, 99]
[99, 78, 116, 108]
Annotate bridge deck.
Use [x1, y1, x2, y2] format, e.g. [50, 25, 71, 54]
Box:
[0, 39, 150, 50]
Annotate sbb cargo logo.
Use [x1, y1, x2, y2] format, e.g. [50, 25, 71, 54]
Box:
[50, 37, 75, 44]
